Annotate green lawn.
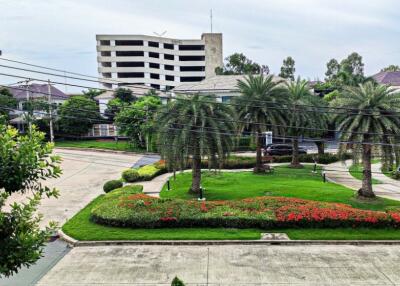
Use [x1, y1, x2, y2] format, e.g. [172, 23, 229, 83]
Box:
[349, 164, 381, 184]
[160, 165, 400, 211]
[55, 140, 145, 152]
[63, 195, 400, 241]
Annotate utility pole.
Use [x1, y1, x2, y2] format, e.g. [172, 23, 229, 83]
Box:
[47, 79, 54, 143]
[25, 79, 32, 132]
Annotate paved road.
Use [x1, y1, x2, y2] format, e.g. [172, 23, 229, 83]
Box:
[37, 244, 400, 285]
[1, 149, 143, 285]
[325, 160, 400, 201]
[6, 148, 143, 228]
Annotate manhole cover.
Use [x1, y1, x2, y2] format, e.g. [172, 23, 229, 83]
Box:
[261, 233, 290, 240]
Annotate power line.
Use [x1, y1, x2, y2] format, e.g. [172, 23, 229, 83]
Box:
[2, 61, 400, 116]
[3, 84, 400, 139]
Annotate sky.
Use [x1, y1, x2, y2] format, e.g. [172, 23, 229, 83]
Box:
[1, 0, 400, 93]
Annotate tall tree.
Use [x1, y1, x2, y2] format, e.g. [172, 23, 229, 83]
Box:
[284, 78, 325, 167]
[157, 94, 236, 193]
[331, 83, 400, 198]
[0, 88, 17, 120]
[381, 65, 400, 72]
[0, 124, 61, 277]
[58, 96, 101, 136]
[325, 59, 340, 81]
[236, 75, 287, 173]
[215, 53, 268, 75]
[82, 88, 104, 100]
[114, 88, 136, 103]
[279, 56, 296, 80]
[115, 96, 161, 150]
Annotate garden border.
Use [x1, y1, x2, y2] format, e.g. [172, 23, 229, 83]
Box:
[58, 229, 400, 246]
[55, 146, 158, 156]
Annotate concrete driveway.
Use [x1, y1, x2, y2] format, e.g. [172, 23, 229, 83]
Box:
[6, 148, 143, 228]
[37, 244, 400, 285]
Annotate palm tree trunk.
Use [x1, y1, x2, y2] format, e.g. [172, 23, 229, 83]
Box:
[254, 131, 264, 173]
[190, 144, 202, 193]
[315, 141, 325, 156]
[290, 137, 302, 168]
[358, 143, 375, 198]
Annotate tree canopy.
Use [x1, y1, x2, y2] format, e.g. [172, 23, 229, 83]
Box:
[0, 124, 61, 277]
[215, 53, 269, 75]
[381, 65, 400, 72]
[279, 56, 296, 80]
[58, 96, 101, 136]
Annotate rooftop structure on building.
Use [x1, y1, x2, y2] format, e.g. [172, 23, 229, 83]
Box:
[171, 74, 283, 102]
[96, 33, 223, 91]
[373, 71, 400, 90]
[7, 83, 68, 101]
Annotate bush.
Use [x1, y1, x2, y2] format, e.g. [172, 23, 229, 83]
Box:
[122, 169, 140, 182]
[391, 171, 400, 180]
[103, 180, 123, 193]
[272, 153, 351, 165]
[171, 277, 185, 286]
[138, 164, 165, 180]
[91, 192, 400, 229]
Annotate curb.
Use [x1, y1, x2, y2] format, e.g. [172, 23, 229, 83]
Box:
[58, 230, 400, 247]
[55, 146, 158, 156]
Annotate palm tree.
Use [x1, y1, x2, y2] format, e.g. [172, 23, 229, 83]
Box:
[332, 82, 400, 198]
[236, 75, 287, 173]
[284, 78, 327, 168]
[156, 94, 236, 194]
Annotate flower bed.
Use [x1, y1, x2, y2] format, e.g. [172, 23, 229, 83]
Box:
[91, 190, 400, 229]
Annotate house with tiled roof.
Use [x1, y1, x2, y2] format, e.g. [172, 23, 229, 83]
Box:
[372, 71, 400, 91]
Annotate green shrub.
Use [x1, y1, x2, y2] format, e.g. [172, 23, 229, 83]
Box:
[272, 153, 351, 164]
[103, 180, 123, 193]
[171, 277, 185, 286]
[104, 185, 143, 198]
[137, 163, 167, 181]
[391, 171, 400, 180]
[122, 169, 140, 182]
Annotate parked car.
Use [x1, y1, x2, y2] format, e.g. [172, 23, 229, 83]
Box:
[263, 144, 307, 156]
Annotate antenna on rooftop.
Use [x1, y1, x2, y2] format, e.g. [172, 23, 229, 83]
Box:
[210, 9, 213, 33]
[153, 31, 167, 37]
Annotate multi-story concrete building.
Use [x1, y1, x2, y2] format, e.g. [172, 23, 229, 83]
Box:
[96, 33, 223, 91]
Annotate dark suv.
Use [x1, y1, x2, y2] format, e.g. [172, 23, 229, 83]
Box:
[264, 144, 307, 156]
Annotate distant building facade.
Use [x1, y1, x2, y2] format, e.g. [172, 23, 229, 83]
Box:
[96, 33, 223, 91]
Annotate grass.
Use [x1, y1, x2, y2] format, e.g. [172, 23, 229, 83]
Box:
[55, 140, 145, 152]
[63, 195, 400, 241]
[349, 164, 381, 184]
[160, 165, 400, 211]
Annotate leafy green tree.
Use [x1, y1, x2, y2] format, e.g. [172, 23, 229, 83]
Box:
[279, 56, 296, 80]
[340, 52, 364, 78]
[381, 65, 400, 72]
[236, 75, 287, 173]
[115, 96, 161, 150]
[114, 88, 136, 103]
[331, 83, 400, 198]
[0, 88, 17, 120]
[284, 78, 326, 167]
[325, 59, 340, 81]
[157, 94, 236, 193]
[215, 53, 267, 75]
[82, 88, 104, 100]
[104, 98, 126, 121]
[0, 124, 61, 277]
[58, 96, 101, 136]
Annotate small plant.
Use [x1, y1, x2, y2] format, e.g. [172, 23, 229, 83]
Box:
[103, 180, 123, 193]
[122, 169, 140, 182]
[171, 276, 185, 286]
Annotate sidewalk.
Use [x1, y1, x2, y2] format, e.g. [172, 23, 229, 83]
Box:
[325, 160, 400, 201]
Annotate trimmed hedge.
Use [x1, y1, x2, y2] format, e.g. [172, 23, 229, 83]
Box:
[121, 162, 167, 183]
[91, 191, 400, 230]
[122, 169, 140, 182]
[103, 180, 123, 193]
[272, 153, 352, 165]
